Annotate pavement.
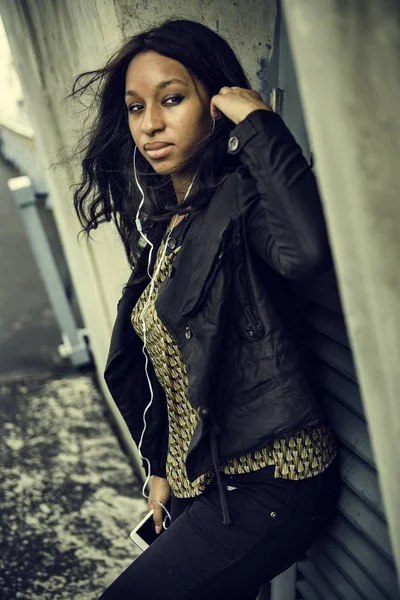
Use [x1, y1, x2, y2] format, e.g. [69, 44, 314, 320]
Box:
[0, 156, 146, 599]
[0, 373, 147, 600]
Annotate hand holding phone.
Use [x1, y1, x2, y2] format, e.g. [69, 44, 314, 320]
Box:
[130, 476, 171, 552]
[130, 509, 161, 551]
[148, 475, 171, 534]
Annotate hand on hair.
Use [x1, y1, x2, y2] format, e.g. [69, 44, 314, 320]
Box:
[210, 86, 272, 125]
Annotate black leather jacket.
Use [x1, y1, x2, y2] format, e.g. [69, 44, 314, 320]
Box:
[104, 109, 332, 524]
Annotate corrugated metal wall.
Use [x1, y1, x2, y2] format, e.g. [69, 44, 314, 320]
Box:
[294, 271, 400, 600]
[268, 3, 400, 597]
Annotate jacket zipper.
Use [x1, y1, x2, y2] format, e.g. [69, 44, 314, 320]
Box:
[233, 226, 264, 338]
[234, 262, 263, 337]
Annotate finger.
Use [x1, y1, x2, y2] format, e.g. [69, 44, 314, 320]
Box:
[224, 86, 260, 99]
[152, 505, 164, 534]
[210, 102, 221, 119]
[220, 86, 244, 93]
[210, 94, 225, 118]
[250, 89, 263, 101]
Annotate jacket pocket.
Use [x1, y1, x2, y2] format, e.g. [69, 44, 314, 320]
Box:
[232, 224, 265, 339]
[229, 376, 281, 407]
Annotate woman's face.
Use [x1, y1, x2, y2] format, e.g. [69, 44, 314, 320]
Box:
[125, 51, 213, 186]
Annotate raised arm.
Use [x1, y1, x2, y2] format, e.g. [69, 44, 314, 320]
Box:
[228, 109, 332, 279]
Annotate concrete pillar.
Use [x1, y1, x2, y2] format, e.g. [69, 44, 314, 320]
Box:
[8, 175, 91, 367]
[282, 0, 400, 579]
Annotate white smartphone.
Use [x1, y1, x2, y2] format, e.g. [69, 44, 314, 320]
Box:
[129, 509, 163, 552]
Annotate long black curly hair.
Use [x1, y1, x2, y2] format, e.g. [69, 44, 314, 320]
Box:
[69, 18, 251, 269]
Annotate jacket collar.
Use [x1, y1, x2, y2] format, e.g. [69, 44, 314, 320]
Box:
[105, 171, 239, 372]
[166, 174, 239, 316]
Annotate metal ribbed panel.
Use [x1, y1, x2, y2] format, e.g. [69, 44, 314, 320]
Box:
[330, 516, 399, 599]
[298, 556, 359, 599]
[269, 7, 399, 596]
[293, 271, 399, 600]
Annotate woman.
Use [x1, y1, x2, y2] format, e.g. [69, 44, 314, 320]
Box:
[71, 17, 339, 600]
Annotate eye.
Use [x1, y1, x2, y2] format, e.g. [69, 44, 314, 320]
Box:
[163, 95, 184, 106]
[128, 103, 143, 114]
[127, 95, 184, 115]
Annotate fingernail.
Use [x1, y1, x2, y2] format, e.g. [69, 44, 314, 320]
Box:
[155, 526, 161, 534]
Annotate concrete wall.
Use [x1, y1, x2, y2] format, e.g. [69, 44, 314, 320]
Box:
[0, 15, 26, 124]
[0, 0, 277, 472]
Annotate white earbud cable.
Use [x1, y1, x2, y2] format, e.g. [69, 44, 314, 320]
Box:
[133, 143, 201, 529]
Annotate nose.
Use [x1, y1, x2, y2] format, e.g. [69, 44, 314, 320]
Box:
[141, 104, 165, 136]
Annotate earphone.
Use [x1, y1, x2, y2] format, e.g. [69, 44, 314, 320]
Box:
[133, 117, 215, 530]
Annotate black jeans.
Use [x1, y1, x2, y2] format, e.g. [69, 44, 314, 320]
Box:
[98, 458, 340, 600]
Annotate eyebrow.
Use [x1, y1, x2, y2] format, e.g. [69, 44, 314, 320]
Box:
[125, 79, 188, 98]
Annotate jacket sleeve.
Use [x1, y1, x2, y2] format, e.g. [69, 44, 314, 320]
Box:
[228, 109, 332, 280]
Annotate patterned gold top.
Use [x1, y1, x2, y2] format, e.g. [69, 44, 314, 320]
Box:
[131, 233, 337, 498]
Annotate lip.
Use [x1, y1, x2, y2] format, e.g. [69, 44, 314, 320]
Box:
[144, 143, 173, 160]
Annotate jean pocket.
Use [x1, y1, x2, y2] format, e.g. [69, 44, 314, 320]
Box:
[226, 472, 293, 518]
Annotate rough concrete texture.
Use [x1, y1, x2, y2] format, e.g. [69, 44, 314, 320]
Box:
[113, 0, 276, 93]
[0, 374, 147, 599]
